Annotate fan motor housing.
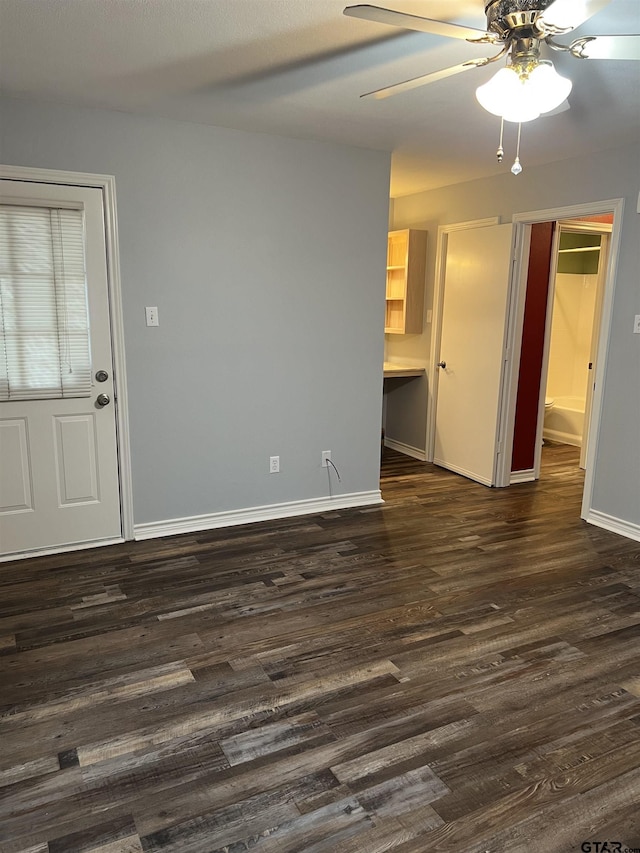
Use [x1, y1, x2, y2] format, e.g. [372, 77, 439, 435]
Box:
[484, 0, 555, 37]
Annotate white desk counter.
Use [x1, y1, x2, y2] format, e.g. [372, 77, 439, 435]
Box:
[383, 362, 425, 379]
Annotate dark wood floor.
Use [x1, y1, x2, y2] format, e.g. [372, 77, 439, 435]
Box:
[2, 444, 640, 853]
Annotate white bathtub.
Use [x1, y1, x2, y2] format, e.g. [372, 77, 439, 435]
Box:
[544, 395, 585, 446]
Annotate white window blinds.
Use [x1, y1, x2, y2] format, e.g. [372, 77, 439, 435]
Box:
[0, 204, 92, 401]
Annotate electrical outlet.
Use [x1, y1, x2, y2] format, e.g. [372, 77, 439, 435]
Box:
[269, 455, 280, 473]
[322, 450, 331, 468]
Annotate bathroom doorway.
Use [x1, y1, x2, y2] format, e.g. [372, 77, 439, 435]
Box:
[507, 199, 623, 529]
[543, 217, 611, 470]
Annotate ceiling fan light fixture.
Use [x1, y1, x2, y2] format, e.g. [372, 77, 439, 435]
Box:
[476, 59, 572, 123]
[526, 60, 573, 111]
[476, 66, 540, 122]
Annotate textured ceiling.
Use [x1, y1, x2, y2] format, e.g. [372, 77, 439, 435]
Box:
[1, 0, 639, 196]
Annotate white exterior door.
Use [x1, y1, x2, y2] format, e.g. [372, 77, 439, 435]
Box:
[0, 180, 122, 557]
[433, 223, 514, 486]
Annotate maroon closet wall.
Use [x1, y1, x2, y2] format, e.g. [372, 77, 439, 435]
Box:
[510, 221, 555, 473]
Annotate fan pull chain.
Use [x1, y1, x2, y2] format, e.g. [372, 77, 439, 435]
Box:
[496, 117, 505, 163]
[511, 122, 523, 175]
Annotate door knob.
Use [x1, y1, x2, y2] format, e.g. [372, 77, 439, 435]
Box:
[96, 393, 110, 407]
[437, 361, 447, 369]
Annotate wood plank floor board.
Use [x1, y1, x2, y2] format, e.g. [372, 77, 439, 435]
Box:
[1, 445, 639, 851]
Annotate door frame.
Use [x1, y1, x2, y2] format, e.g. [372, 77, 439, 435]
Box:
[577, 225, 611, 471]
[0, 164, 134, 554]
[503, 198, 624, 518]
[425, 217, 500, 463]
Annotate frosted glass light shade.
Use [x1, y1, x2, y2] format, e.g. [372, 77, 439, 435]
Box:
[527, 62, 573, 111]
[476, 61, 572, 123]
[476, 67, 541, 122]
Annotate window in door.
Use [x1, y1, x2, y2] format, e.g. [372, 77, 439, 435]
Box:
[0, 203, 91, 401]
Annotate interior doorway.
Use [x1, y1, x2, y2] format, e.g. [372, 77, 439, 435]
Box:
[507, 198, 624, 523]
[510, 213, 612, 483]
[543, 218, 611, 471]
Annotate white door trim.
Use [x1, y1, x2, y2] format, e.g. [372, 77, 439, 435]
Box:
[426, 217, 500, 462]
[579, 229, 611, 470]
[508, 198, 624, 522]
[0, 164, 134, 548]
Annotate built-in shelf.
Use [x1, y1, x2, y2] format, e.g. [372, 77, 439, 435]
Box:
[385, 229, 427, 335]
[558, 246, 601, 254]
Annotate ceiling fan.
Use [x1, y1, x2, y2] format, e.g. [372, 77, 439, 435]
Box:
[344, 1, 639, 171]
[344, 1, 639, 101]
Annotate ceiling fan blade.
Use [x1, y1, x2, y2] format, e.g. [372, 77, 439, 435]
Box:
[573, 34, 640, 60]
[343, 5, 495, 43]
[361, 58, 488, 99]
[539, 0, 612, 32]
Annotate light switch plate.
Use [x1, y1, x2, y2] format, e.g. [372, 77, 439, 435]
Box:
[145, 306, 159, 327]
[634, 314, 640, 334]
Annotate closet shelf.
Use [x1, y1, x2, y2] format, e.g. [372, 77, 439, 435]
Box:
[558, 246, 601, 254]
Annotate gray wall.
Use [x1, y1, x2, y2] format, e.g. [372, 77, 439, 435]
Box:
[389, 142, 640, 528]
[1, 97, 391, 525]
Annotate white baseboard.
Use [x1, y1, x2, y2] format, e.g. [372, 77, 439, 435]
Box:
[584, 509, 640, 543]
[134, 490, 384, 541]
[510, 468, 536, 484]
[543, 428, 582, 447]
[383, 437, 427, 461]
[0, 537, 125, 563]
[432, 458, 492, 487]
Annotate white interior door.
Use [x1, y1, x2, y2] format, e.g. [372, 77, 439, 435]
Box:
[433, 223, 514, 486]
[0, 179, 122, 557]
